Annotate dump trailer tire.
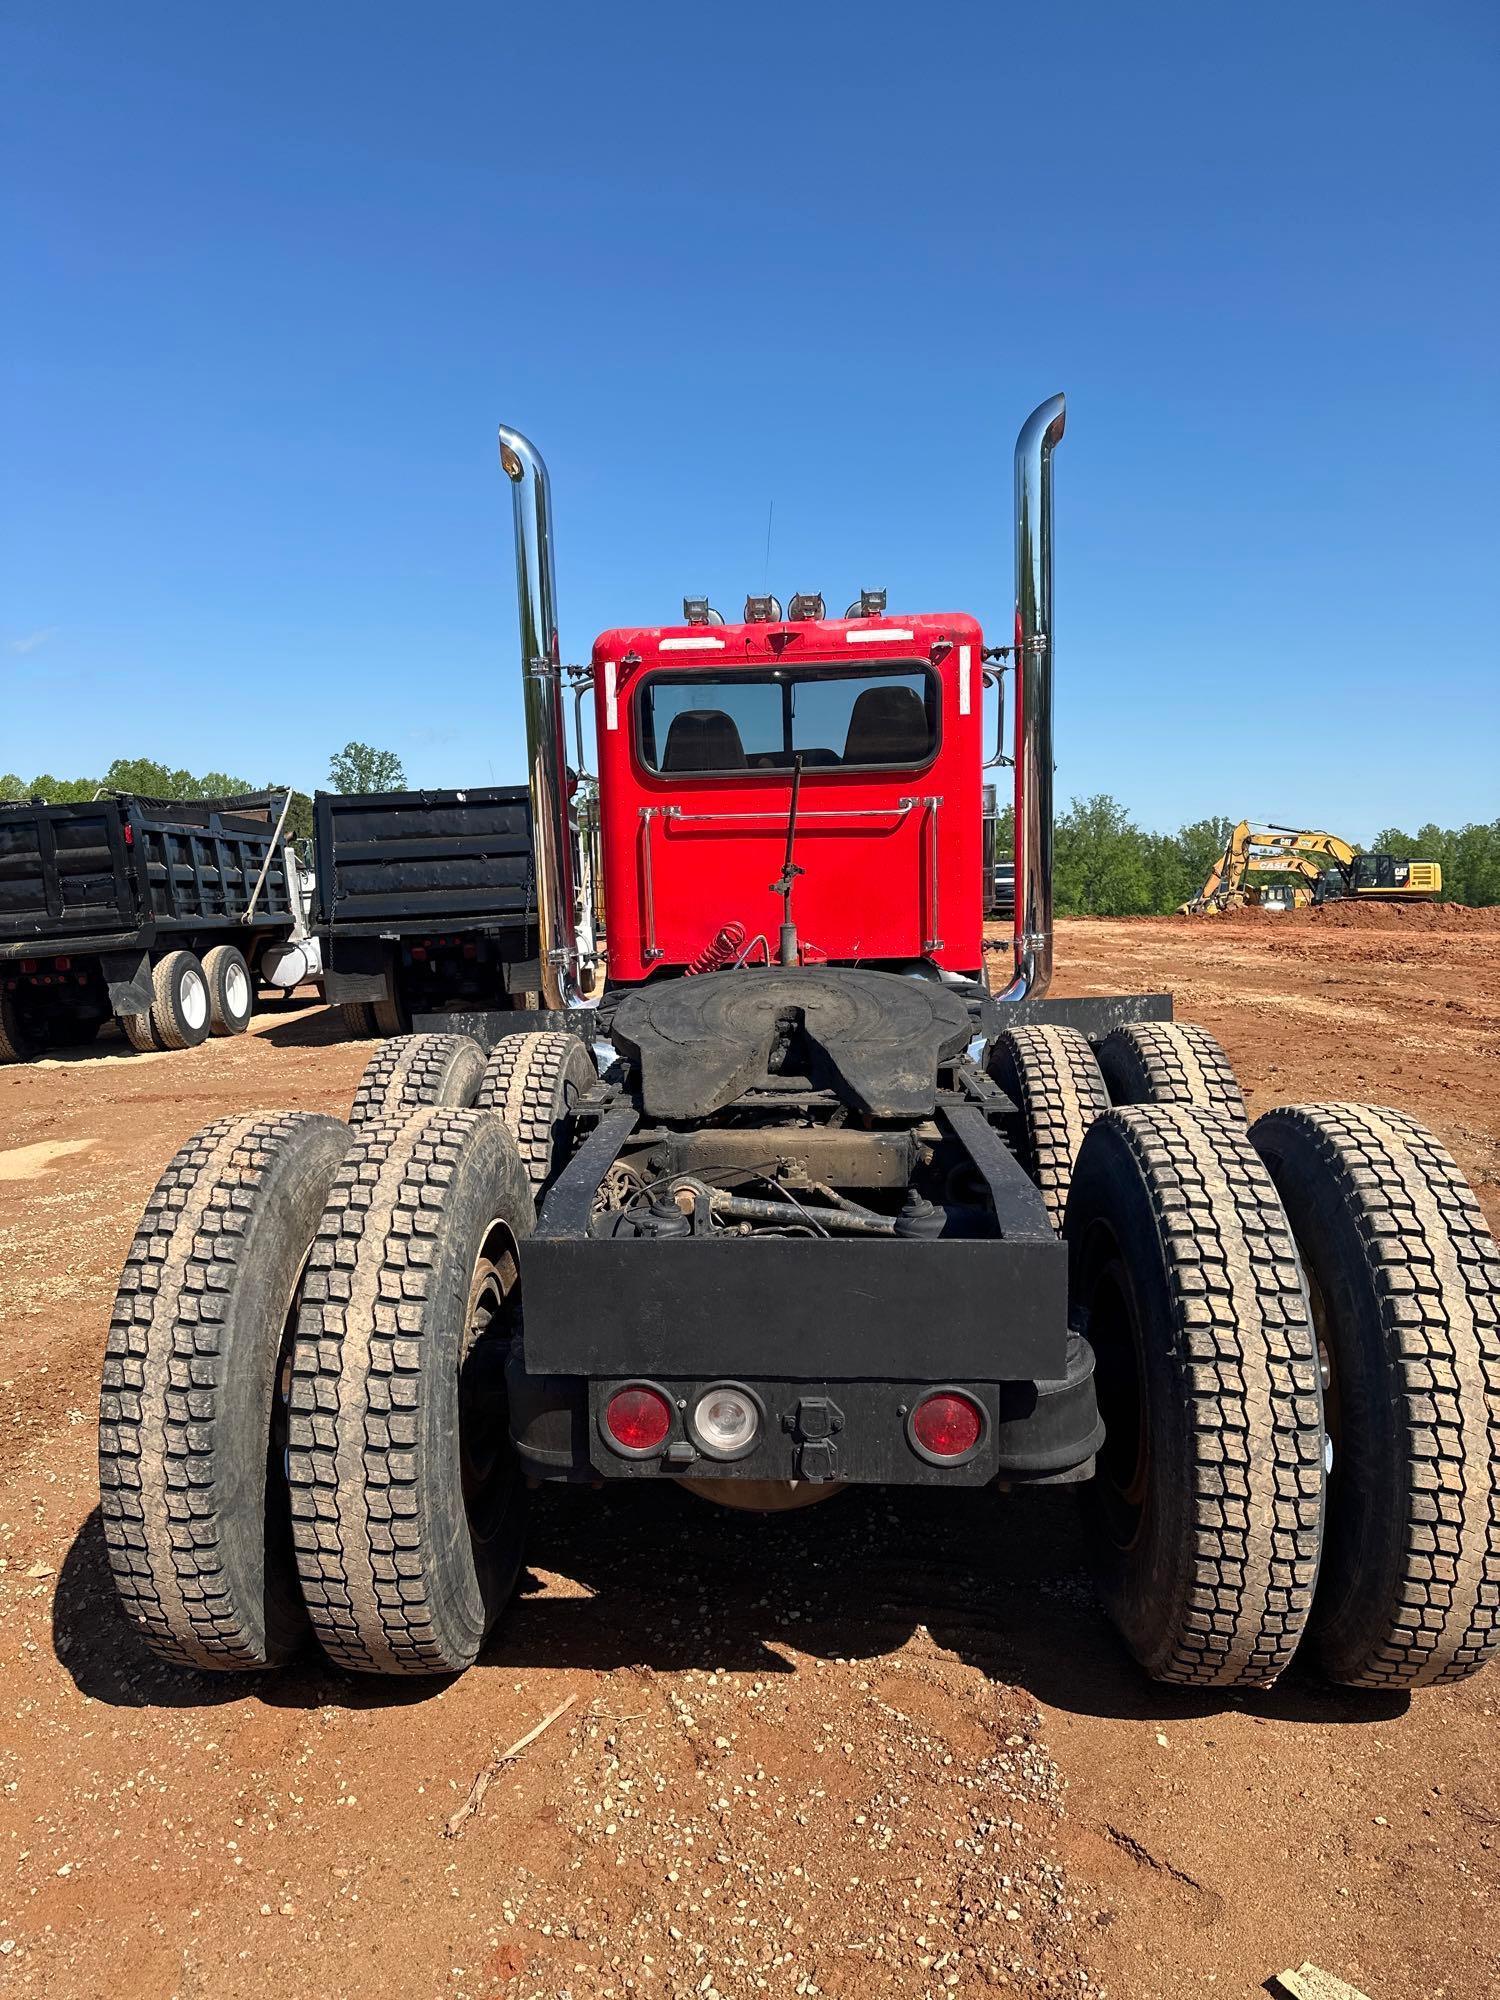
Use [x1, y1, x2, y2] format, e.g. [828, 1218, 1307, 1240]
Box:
[340, 1001, 378, 1038]
[122, 1008, 162, 1052]
[97, 1112, 353, 1669]
[1097, 1022, 1246, 1120]
[150, 949, 212, 1051]
[1064, 1104, 1324, 1688]
[989, 1025, 1110, 1232]
[1253, 1104, 1500, 1689]
[202, 943, 254, 1036]
[349, 1032, 486, 1126]
[474, 1030, 598, 1195]
[287, 1108, 533, 1675]
[372, 984, 408, 1037]
[0, 990, 41, 1064]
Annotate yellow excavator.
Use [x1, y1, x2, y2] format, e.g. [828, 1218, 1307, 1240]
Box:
[1180, 822, 1443, 914]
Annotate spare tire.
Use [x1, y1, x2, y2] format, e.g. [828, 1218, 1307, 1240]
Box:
[98, 1111, 353, 1669]
[475, 1030, 597, 1196]
[349, 1032, 486, 1125]
[287, 1107, 533, 1675]
[1254, 1104, 1500, 1689]
[1096, 1022, 1245, 1120]
[1064, 1103, 1324, 1688]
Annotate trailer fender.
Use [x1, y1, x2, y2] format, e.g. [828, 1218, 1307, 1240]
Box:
[100, 950, 152, 1017]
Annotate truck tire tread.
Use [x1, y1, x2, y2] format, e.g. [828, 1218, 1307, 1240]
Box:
[1253, 1103, 1500, 1688]
[989, 1024, 1110, 1231]
[1097, 1022, 1246, 1119]
[1065, 1104, 1324, 1687]
[474, 1030, 597, 1194]
[98, 1111, 353, 1668]
[349, 1032, 486, 1126]
[286, 1108, 533, 1674]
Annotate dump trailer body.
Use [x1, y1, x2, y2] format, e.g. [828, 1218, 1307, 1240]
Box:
[0, 792, 298, 1050]
[314, 786, 541, 1019]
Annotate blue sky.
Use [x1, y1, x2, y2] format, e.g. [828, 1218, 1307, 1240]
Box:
[3, 2, 1497, 837]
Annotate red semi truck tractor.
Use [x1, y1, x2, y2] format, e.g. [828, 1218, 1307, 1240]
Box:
[98, 399, 1500, 1698]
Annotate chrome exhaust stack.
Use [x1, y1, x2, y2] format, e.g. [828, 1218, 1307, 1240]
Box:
[498, 425, 594, 1009]
[998, 393, 1065, 1003]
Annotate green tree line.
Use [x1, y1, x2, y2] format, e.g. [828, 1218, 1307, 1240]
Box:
[998, 797, 1500, 912]
[0, 743, 409, 846]
[5, 761, 1494, 910]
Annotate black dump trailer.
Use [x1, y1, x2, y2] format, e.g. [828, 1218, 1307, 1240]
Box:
[314, 786, 541, 1035]
[0, 791, 304, 1062]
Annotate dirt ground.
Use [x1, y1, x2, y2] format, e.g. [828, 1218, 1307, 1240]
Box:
[2, 912, 1497, 2000]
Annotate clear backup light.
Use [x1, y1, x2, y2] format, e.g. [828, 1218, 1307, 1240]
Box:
[682, 596, 725, 626]
[744, 594, 783, 623]
[844, 588, 887, 617]
[787, 592, 825, 622]
[690, 1383, 762, 1459]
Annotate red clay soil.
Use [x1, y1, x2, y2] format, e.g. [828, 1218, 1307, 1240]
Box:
[1, 920, 1497, 2000]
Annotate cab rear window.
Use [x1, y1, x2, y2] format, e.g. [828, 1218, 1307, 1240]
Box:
[637, 667, 938, 776]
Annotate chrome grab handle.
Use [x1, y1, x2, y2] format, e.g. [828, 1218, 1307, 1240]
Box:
[639, 807, 666, 961]
[916, 795, 942, 952]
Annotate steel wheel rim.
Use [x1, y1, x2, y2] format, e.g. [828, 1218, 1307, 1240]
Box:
[180, 968, 209, 1032]
[1086, 1236, 1152, 1555]
[459, 1220, 521, 1545]
[224, 961, 250, 1019]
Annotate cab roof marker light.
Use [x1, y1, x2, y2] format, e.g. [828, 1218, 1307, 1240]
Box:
[846, 628, 916, 643]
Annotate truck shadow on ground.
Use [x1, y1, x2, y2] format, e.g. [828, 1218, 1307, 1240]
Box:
[53, 1484, 1407, 1727]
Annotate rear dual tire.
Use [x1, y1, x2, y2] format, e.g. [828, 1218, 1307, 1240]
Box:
[287, 1110, 533, 1674]
[350, 1032, 486, 1125]
[98, 1113, 353, 1668]
[476, 1030, 597, 1196]
[1066, 1104, 1325, 1688]
[99, 1105, 534, 1678]
[1254, 1105, 1500, 1689]
[202, 944, 254, 1036]
[1096, 1022, 1245, 1119]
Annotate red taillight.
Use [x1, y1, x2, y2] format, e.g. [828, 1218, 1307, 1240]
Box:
[604, 1385, 673, 1454]
[910, 1392, 983, 1461]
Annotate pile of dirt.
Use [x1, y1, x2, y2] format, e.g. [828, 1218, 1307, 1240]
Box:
[1282, 899, 1500, 929]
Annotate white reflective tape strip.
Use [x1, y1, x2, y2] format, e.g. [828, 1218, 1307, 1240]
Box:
[959, 643, 972, 715]
[604, 660, 619, 731]
[846, 627, 915, 643]
[659, 636, 727, 650]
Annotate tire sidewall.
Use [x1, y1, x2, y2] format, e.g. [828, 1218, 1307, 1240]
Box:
[206, 946, 254, 1034]
[414, 1117, 533, 1661]
[1069, 1125, 1196, 1673]
[213, 1118, 354, 1661]
[1253, 1121, 1405, 1677]
[156, 952, 211, 1048]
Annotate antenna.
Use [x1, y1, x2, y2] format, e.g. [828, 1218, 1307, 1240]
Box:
[769, 752, 805, 966]
[762, 499, 775, 592]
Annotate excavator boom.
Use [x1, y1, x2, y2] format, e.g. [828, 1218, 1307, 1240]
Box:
[1180, 821, 1441, 913]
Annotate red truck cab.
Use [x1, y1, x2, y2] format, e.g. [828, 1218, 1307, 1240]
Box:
[592, 608, 987, 982]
